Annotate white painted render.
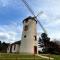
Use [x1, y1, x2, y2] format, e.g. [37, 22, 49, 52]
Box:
[11, 44, 20, 53]
[20, 18, 37, 54]
[7, 44, 20, 53]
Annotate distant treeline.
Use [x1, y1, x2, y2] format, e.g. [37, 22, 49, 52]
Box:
[38, 33, 60, 54]
[0, 41, 9, 53]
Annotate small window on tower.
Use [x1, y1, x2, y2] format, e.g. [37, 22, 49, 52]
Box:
[34, 36, 37, 41]
[24, 35, 26, 38]
[24, 25, 28, 31]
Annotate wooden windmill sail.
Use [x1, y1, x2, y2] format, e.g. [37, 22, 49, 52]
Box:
[21, 0, 47, 34]
[20, 0, 47, 54]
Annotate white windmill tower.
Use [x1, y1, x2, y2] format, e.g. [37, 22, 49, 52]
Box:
[20, 16, 37, 54]
[20, 0, 47, 54]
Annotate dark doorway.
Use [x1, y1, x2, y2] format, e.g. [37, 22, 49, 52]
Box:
[10, 45, 12, 53]
[34, 46, 37, 54]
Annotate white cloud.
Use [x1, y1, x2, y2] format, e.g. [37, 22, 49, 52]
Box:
[0, 20, 23, 43]
[0, 0, 60, 42]
[0, 0, 10, 7]
[45, 18, 60, 28]
[38, 12, 48, 20]
[43, 17, 60, 40]
[0, 0, 24, 9]
[48, 31, 60, 40]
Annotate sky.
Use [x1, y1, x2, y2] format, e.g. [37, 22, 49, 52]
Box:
[0, 0, 60, 43]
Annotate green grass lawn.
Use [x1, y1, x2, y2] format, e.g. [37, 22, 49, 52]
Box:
[40, 54, 60, 60]
[0, 53, 46, 60]
[51, 54, 60, 60]
[0, 53, 60, 60]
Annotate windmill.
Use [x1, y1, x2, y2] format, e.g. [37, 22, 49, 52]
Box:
[20, 0, 47, 54]
[21, 0, 47, 34]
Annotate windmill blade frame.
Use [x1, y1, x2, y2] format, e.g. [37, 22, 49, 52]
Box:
[22, 0, 35, 16]
[36, 19, 47, 33]
[36, 11, 43, 17]
[21, 0, 47, 34]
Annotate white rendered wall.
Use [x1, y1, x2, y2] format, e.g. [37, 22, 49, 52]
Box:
[20, 19, 37, 54]
[11, 44, 20, 53]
